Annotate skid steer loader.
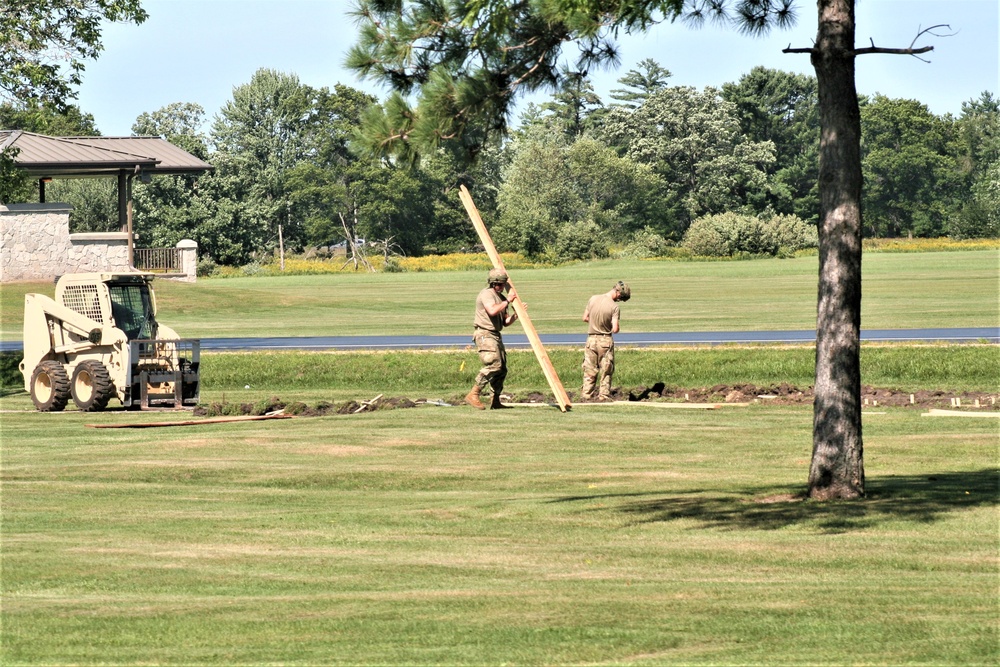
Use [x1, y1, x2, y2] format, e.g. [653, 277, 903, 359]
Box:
[20, 272, 200, 412]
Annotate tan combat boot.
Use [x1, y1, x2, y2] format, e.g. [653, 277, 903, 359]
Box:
[465, 386, 486, 410]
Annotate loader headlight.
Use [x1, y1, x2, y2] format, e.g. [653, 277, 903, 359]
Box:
[88, 329, 102, 344]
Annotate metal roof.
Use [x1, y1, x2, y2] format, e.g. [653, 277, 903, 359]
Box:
[0, 130, 214, 177]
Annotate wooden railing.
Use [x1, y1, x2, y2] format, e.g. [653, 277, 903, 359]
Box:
[134, 247, 181, 273]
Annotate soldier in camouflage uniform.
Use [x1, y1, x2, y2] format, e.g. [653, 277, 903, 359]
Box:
[581, 281, 631, 401]
[465, 269, 520, 410]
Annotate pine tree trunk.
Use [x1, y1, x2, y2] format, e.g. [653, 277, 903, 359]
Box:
[808, 0, 865, 499]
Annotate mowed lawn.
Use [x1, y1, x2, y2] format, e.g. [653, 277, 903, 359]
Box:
[2, 250, 998, 340]
[1, 250, 997, 665]
[1, 397, 997, 665]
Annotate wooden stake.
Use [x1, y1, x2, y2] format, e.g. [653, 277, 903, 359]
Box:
[458, 185, 572, 412]
[354, 394, 384, 413]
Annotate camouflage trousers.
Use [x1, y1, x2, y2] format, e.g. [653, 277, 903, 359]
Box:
[473, 329, 507, 395]
[581, 334, 615, 400]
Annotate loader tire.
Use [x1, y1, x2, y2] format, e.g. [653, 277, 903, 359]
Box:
[71, 361, 115, 412]
[30, 361, 70, 412]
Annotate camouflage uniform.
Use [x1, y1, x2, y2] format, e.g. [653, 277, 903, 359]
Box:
[581, 281, 629, 401]
[466, 269, 516, 409]
[582, 333, 616, 401]
[473, 325, 507, 397]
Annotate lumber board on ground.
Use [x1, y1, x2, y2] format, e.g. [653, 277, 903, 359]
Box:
[459, 185, 572, 413]
[504, 401, 749, 409]
[87, 414, 293, 428]
[921, 409, 1000, 418]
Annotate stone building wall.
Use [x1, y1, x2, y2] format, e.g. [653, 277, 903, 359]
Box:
[1, 203, 78, 281]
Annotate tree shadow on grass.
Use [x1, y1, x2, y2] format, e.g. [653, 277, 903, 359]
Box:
[551, 469, 999, 534]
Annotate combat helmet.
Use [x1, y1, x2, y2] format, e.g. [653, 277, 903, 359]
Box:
[488, 269, 509, 286]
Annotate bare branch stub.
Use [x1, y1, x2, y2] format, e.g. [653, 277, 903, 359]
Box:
[782, 44, 813, 55]
[782, 24, 953, 62]
[854, 24, 953, 62]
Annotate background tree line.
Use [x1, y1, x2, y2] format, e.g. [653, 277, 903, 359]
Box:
[2, 62, 997, 266]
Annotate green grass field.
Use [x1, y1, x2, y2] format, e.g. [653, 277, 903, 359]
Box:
[2, 250, 998, 340]
[2, 396, 997, 665]
[1, 250, 998, 665]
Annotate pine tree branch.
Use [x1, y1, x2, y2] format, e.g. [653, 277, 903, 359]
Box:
[783, 24, 953, 60]
[782, 44, 813, 54]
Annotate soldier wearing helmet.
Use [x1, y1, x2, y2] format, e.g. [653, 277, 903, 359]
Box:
[466, 269, 521, 409]
[581, 281, 631, 401]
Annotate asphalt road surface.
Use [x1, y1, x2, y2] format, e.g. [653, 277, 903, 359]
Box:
[1, 328, 996, 354]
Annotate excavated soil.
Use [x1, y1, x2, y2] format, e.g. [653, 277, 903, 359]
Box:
[194, 383, 999, 417]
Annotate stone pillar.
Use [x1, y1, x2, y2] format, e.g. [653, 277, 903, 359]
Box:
[177, 239, 198, 283]
[68, 232, 132, 273]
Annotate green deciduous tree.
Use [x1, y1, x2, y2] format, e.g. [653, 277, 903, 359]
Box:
[130, 102, 213, 248]
[722, 66, 819, 222]
[207, 69, 319, 262]
[860, 95, 960, 238]
[496, 126, 663, 255]
[0, 0, 147, 108]
[952, 92, 1000, 239]
[0, 101, 100, 136]
[0, 0, 145, 202]
[600, 84, 776, 232]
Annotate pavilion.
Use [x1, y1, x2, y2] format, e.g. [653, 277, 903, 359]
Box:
[0, 130, 213, 267]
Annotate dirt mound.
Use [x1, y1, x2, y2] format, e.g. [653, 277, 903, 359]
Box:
[194, 384, 998, 418]
[194, 395, 423, 418]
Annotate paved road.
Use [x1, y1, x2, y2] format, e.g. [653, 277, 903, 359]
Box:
[5, 328, 993, 353]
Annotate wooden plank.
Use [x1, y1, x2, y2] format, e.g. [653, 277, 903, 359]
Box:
[602, 401, 723, 409]
[459, 185, 573, 412]
[87, 414, 293, 428]
[921, 409, 1000, 418]
[505, 401, 749, 409]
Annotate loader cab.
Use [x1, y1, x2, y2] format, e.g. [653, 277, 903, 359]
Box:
[107, 277, 157, 341]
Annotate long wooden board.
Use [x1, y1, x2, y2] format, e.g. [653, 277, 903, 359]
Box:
[87, 414, 293, 428]
[921, 409, 1000, 418]
[458, 185, 573, 412]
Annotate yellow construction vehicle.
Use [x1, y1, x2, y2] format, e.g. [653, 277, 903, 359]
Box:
[20, 272, 200, 411]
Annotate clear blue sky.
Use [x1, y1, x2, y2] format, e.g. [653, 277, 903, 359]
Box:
[76, 0, 998, 137]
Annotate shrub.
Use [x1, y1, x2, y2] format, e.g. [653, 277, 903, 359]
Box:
[382, 257, 406, 273]
[767, 214, 819, 252]
[682, 212, 817, 257]
[241, 260, 264, 276]
[614, 227, 672, 259]
[949, 200, 1000, 241]
[196, 257, 218, 277]
[552, 220, 609, 262]
[681, 213, 735, 256]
